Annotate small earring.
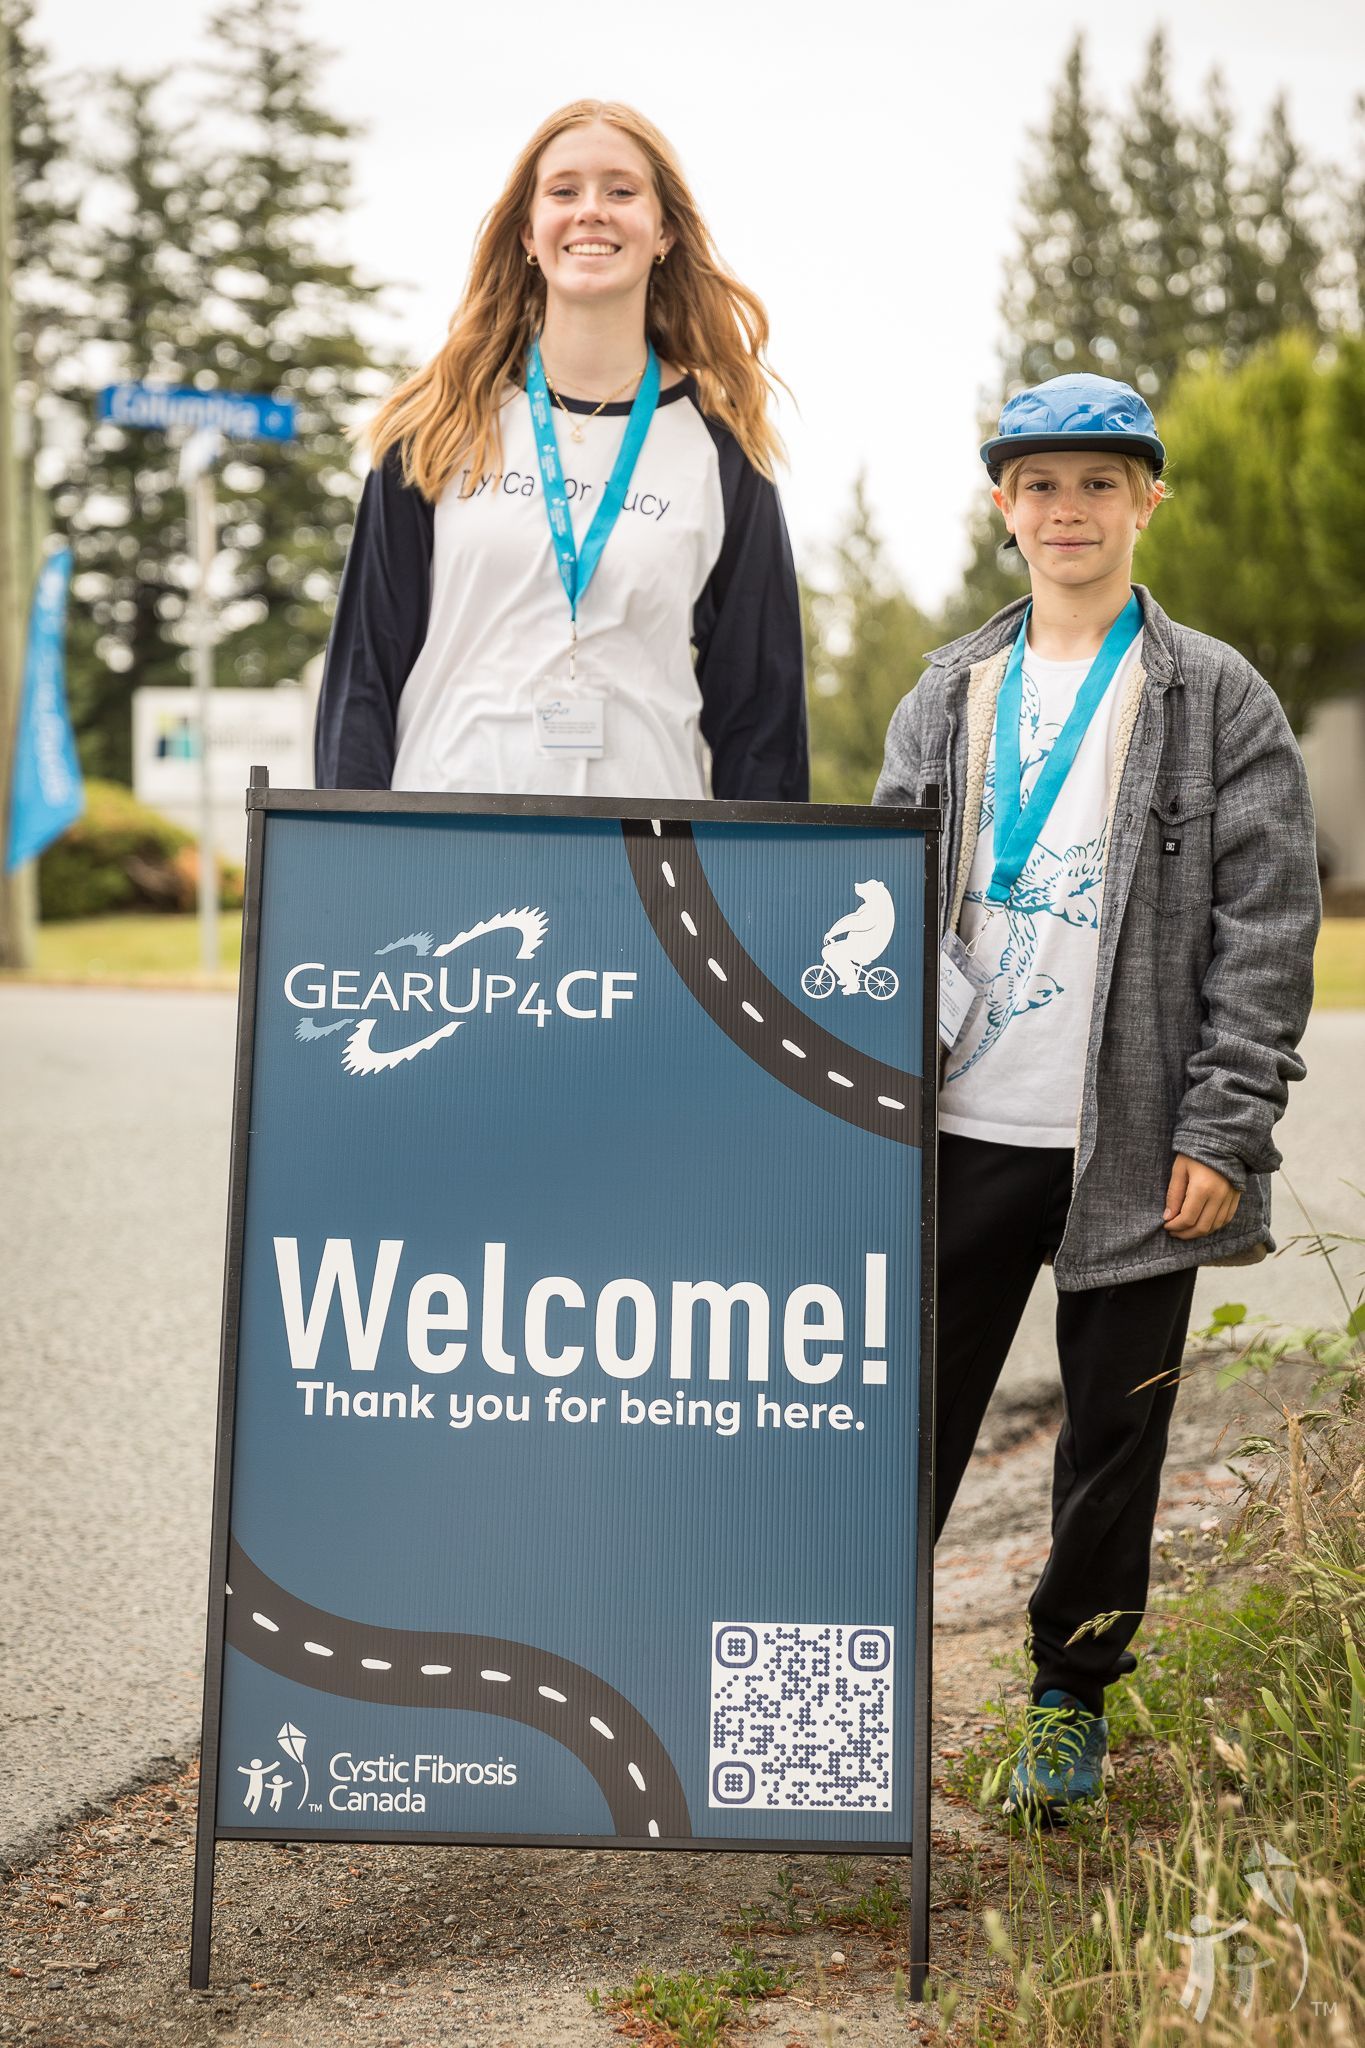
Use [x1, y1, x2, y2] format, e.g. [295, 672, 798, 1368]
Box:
[654, 251, 666, 266]
[526, 250, 539, 267]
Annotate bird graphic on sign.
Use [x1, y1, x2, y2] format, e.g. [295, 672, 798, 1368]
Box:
[293, 908, 550, 1076]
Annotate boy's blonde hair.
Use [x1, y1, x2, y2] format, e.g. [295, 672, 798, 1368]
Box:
[997, 452, 1164, 515]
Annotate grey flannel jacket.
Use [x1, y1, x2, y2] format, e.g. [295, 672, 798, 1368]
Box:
[873, 585, 1321, 1290]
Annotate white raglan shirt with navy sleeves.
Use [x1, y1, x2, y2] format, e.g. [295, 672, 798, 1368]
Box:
[314, 377, 808, 802]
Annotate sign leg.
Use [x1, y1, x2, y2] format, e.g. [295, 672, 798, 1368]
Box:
[189, 1809, 217, 1989]
[909, 1844, 929, 1999]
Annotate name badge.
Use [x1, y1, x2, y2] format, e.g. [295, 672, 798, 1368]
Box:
[938, 931, 985, 1050]
[533, 694, 606, 760]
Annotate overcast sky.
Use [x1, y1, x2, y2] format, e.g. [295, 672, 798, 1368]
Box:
[37, 0, 1365, 605]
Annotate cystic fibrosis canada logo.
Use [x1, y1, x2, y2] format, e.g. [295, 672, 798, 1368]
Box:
[283, 907, 638, 1076]
[238, 1722, 309, 1814]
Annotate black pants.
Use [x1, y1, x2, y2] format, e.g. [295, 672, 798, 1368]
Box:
[935, 1133, 1197, 1716]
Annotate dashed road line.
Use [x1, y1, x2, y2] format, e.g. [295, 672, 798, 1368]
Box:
[225, 1542, 689, 1840]
[624, 822, 920, 1147]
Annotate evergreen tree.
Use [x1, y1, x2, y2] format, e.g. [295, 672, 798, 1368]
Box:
[6, 1, 66, 404]
[1000, 36, 1126, 389]
[193, 0, 390, 689]
[1232, 96, 1321, 350]
[1003, 44, 1324, 399]
[1137, 334, 1348, 733]
[1182, 73, 1247, 366]
[52, 72, 203, 781]
[1301, 333, 1365, 643]
[1346, 97, 1365, 324]
[947, 39, 1334, 641]
[1113, 31, 1205, 390]
[5, 0, 73, 583]
[805, 479, 935, 804]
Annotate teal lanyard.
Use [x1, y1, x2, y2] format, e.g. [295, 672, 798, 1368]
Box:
[986, 593, 1142, 906]
[525, 336, 661, 636]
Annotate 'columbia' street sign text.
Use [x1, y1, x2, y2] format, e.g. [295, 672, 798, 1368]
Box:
[97, 383, 296, 442]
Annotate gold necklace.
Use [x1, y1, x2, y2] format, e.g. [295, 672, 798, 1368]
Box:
[541, 361, 646, 444]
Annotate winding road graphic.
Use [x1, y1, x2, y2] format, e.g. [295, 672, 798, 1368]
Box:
[224, 1541, 690, 1839]
[621, 820, 921, 1147]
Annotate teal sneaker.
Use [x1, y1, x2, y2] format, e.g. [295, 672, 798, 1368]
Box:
[1003, 1689, 1111, 1823]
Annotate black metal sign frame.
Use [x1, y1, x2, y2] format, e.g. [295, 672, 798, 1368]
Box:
[191, 772, 939, 1997]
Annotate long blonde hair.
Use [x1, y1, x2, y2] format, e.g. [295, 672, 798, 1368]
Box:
[367, 100, 787, 496]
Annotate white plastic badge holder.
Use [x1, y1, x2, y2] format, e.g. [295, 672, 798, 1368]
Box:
[938, 931, 985, 1050]
[533, 694, 606, 760]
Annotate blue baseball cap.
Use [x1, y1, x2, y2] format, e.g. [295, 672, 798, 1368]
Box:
[981, 374, 1166, 481]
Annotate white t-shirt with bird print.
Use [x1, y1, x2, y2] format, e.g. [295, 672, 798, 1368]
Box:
[938, 633, 1143, 1148]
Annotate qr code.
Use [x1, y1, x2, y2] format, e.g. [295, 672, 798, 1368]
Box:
[708, 1622, 894, 1811]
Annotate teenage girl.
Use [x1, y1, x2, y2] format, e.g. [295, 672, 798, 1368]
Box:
[315, 99, 808, 802]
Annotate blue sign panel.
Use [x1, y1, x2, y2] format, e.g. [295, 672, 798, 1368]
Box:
[97, 382, 296, 441]
[199, 795, 934, 1896]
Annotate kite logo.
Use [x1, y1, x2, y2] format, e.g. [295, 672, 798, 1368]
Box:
[281, 908, 637, 1076]
[237, 1722, 309, 1814]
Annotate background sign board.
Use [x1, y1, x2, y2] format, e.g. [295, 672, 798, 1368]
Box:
[194, 786, 938, 1989]
[133, 687, 313, 855]
[97, 382, 297, 441]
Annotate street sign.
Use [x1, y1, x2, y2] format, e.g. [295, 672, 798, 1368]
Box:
[94, 380, 296, 966]
[192, 782, 939, 1995]
[97, 382, 296, 442]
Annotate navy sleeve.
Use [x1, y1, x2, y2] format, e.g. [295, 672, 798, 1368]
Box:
[314, 450, 435, 789]
[691, 420, 808, 801]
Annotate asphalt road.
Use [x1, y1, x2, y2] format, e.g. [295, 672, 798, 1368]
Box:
[1, 985, 1361, 1866]
[1, 989, 235, 1867]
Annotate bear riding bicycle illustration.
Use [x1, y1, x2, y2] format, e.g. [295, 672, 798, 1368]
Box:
[801, 881, 899, 1000]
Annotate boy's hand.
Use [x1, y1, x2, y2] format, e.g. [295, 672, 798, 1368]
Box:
[1163, 1155, 1241, 1239]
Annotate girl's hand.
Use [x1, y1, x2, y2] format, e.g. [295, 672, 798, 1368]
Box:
[1163, 1155, 1241, 1239]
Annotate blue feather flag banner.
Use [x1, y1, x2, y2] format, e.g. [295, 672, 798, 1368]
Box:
[6, 543, 82, 872]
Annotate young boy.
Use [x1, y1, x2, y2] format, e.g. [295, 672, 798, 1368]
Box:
[874, 374, 1320, 1818]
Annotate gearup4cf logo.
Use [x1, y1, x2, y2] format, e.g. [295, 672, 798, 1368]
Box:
[282, 907, 637, 1076]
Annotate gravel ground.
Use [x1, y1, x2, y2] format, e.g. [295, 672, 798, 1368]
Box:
[0, 1346, 1312, 2048]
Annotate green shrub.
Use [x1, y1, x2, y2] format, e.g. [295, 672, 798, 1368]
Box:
[38, 779, 244, 920]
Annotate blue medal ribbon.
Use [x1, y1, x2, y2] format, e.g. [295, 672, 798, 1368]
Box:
[986, 593, 1142, 906]
[525, 336, 661, 629]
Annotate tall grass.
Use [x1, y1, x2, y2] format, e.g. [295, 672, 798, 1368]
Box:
[957, 1226, 1365, 2043]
